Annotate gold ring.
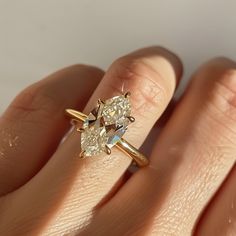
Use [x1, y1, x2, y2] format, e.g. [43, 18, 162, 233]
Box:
[65, 92, 149, 167]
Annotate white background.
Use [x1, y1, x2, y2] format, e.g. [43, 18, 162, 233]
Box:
[0, 0, 236, 112]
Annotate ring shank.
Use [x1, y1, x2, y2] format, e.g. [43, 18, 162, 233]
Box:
[116, 138, 149, 167]
[65, 109, 149, 167]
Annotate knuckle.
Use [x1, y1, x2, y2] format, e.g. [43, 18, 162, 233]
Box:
[217, 68, 236, 93]
[110, 57, 170, 115]
[197, 57, 236, 115]
[204, 67, 236, 141]
[211, 68, 236, 111]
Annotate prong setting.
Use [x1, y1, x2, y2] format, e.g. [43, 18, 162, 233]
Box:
[77, 127, 85, 133]
[79, 150, 86, 158]
[127, 116, 135, 122]
[97, 98, 105, 105]
[124, 91, 131, 98]
[105, 145, 111, 155]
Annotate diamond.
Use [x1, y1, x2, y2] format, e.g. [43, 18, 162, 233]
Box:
[102, 95, 131, 126]
[81, 94, 132, 156]
[81, 126, 108, 156]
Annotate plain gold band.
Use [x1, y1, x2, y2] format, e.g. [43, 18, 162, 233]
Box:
[65, 109, 149, 167]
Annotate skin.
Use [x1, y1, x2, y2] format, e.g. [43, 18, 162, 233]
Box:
[0, 46, 235, 236]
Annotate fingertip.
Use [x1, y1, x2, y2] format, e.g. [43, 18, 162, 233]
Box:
[127, 46, 183, 81]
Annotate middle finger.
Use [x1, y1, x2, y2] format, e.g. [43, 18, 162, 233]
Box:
[101, 57, 236, 236]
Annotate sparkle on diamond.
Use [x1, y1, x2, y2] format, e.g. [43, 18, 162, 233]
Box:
[81, 126, 108, 156]
[80, 95, 132, 156]
[102, 95, 131, 126]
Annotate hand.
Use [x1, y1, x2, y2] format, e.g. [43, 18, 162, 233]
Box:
[0, 47, 235, 236]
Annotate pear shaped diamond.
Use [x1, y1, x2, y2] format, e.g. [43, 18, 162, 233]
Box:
[81, 94, 132, 157]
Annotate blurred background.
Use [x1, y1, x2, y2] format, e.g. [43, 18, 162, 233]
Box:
[0, 0, 236, 112]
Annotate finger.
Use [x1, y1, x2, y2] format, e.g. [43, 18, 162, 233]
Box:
[1, 47, 182, 235]
[141, 99, 177, 156]
[94, 57, 236, 235]
[0, 65, 104, 195]
[195, 164, 236, 235]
